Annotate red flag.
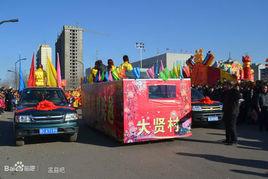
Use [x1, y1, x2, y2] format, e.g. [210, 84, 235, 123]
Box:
[27, 53, 35, 87]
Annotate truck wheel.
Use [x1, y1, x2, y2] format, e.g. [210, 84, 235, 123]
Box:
[68, 133, 78, 142]
[16, 139, 25, 146]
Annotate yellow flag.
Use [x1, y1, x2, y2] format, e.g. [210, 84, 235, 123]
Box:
[46, 57, 57, 87]
[173, 63, 178, 78]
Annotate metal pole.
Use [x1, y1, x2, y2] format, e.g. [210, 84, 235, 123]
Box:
[136, 42, 144, 68]
[140, 48, 143, 68]
[15, 62, 17, 90]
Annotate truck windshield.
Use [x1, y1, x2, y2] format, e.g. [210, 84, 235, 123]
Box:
[20, 89, 68, 106]
[191, 88, 204, 102]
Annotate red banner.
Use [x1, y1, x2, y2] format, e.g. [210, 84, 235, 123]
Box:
[207, 67, 220, 86]
[191, 64, 208, 86]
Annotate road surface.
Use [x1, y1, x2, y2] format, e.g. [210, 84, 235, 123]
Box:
[0, 111, 267, 179]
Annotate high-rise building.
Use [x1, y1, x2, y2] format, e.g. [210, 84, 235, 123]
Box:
[36, 44, 52, 70]
[55, 25, 83, 90]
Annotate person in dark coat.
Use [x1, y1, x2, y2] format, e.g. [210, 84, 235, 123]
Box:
[222, 82, 242, 145]
[257, 84, 268, 131]
[5, 89, 15, 111]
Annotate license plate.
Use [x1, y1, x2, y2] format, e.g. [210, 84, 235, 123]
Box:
[39, 128, 58, 135]
[208, 116, 219, 121]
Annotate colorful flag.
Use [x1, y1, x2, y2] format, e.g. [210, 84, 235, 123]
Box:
[98, 71, 102, 82]
[179, 64, 184, 78]
[46, 57, 57, 87]
[173, 63, 178, 78]
[101, 71, 105, 81]
[159, 67, 170, 81]
[183, 65, 191, 78]
[56, 53, 62, 88]
[27, 53, 35, 87]
[160, 60, 164, 72]
[112, 69, 120, 80]
[19, 62, 25, 92]
[154, 62, 159, 78]
[132, 67, 141, 79]
[108, 71, 113, 81]
[159, 71, 168, 81]
[146, 65, 154, 78]
[104, 71, 109, 81]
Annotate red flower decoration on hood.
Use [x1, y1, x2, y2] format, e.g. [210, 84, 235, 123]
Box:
[199, 96, 214, 105]
[36, 100, 57, 111]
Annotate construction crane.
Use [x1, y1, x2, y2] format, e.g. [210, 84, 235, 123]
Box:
[83, 28, 110, 37]
[82, 27, 110, 67]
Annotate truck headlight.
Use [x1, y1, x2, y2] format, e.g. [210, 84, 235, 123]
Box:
[15, 115, 31, 123]
[192, 106, 202, 111]
[65, 113, 78, 121]
[219, 105, 223, 109]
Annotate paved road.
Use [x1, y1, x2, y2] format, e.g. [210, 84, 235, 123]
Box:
[0, 111, 267, 179]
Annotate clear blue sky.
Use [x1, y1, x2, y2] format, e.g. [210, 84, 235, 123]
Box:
[0, 0, 267, 81]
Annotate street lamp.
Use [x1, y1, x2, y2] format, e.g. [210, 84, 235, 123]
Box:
[136, 42, 145, 68]
[7, 70, 16, 88]
[7, 70, 15, 73]
[0, 18, 19, 25]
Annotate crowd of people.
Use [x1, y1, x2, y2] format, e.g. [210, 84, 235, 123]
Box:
[65, 89, 82, 108]
[0, 87, 20, 114]
[193, 80, 268, 144]
[88, 55, 133, 83]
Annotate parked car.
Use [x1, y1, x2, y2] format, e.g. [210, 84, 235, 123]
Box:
[191, 88, 223, 125]
[14, 88, 79, 146]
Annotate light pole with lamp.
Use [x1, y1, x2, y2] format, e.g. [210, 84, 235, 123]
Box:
[0, 18, 19, 25]
[7, 70, 16, 88]
[136, 42, 145, 68]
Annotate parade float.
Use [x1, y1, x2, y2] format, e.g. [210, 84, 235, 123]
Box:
[82, 60, 192, 144]
[82, 79, 192, 143]
[187, 49, 254, 86]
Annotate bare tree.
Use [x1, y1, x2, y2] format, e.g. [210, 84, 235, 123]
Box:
[0, 74, 15, 88]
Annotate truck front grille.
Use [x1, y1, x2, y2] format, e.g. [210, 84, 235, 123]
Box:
[201, 106, 222, 111]
[31, 115, 64, 123]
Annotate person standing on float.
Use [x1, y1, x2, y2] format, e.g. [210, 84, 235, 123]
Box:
[107, 59, 116, 72]
[34, 64, 47, 87]
[119, 55, 133, 71]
